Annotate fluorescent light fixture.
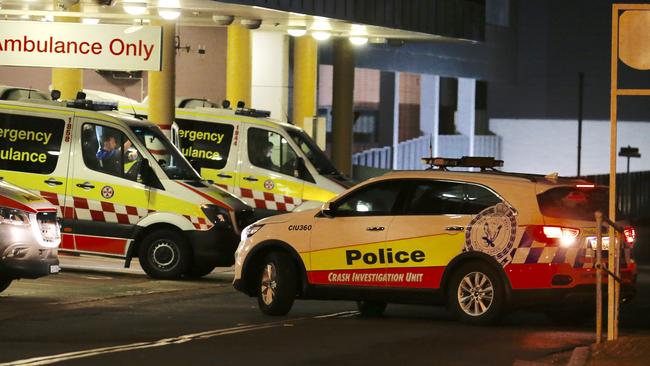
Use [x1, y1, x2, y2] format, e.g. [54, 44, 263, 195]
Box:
[82, 18, 100, 25]
[349, 36, 368, 45]
[158, 8, 180, 20]
[311, 31, 331, 41]
[287, 26, 307, 37]
[212, 14, 234, 25]
[369, 37, 387, 44]
[240, 18, 262, 29]
[123, 1, 148, 16]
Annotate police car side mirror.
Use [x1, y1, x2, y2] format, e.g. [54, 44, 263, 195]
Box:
[320, 202, 335, 218]
[140, 159, 164, 190]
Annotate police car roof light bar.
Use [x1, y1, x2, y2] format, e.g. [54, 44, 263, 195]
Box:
[421, 156, 504, 171]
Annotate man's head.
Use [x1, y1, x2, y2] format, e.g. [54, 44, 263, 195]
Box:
[263, 141, 273, 157]
[102, 135, 118, 151]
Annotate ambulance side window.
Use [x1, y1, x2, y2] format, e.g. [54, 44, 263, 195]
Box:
[333, 181, 405, 217]
[0, 112, 64, 174]
[405, 181, 501, 215]
[175, 119, 234, 170]
[81, 124, 142, 182]
[248, 128, 299, 177]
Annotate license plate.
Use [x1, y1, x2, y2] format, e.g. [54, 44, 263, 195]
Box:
[50, 265, 60, 274]
[588, 237, 610, 250]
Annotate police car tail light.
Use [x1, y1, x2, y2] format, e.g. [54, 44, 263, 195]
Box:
[533, 226, 580, 247]
[624, 226, 637, 247]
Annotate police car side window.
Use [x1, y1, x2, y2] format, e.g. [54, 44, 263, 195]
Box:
[406, 181, 501, 215]
[0, 112, 64, 174]
[248, 128, 299, 177]
[175, 119, 234, 170]
[81, 124, 142, 182]
[333, 181, 404, 217]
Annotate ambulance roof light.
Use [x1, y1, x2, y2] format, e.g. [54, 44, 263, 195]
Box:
[66, 99, 118, 111]
[235, 107, 271, 118]
[421, 156, 504, 171]
[222, 99, 231, 109]
[237, 101, 245, 109]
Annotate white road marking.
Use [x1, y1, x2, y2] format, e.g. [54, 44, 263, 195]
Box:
[0, 311, 358, 366]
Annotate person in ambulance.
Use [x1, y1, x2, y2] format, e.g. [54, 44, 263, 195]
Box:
[0, 179, 60, 293]
[233, 157, 638, 325]
[0, 99, 255, 280]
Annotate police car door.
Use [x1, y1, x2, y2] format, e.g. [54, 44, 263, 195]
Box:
[308, 181, 405, 288]
[236, 125, 304, 217]
[0, 108, 73, 250]
[385, 180, 502, 289]
[69, 119, 149, 257]
[174, 117, 238, 193]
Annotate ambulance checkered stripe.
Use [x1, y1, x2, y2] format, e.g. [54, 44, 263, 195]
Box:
[38, 191, 213, 231]
[237, 187, 301, 211]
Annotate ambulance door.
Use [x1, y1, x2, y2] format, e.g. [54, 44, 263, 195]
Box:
[308, 181, 406, 288]
[236, 125, 304, 217]
[385, 180, 502, 289]
[0, 109, 74, 250]
[175, 117, 238, 193]
[69, 119, 150, 257]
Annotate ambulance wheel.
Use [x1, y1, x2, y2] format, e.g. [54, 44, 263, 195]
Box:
[448, 262, 505, 325]
[185, 263, 216, 278]
[257, 252, 297, 316]
[138, 230, 190, 280]
[0, 277, 12, 293]
[356, 301, 387, 317]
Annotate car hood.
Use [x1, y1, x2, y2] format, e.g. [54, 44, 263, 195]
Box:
[176, 180, 252, 212]
[0, 180, 57, 213]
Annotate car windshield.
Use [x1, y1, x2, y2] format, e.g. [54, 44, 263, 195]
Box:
[537, 186, 609, 220]
[285, 128, 340, 175]
[130, 125, 202, 181]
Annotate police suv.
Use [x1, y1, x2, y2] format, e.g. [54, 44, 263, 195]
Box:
[0, 178, 60, 293]
[233, 157, 638, 324]
[0, 99, 254, 280]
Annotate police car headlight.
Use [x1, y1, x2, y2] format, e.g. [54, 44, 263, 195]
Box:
[0, 207, 31, 226]
[201, 204, 230, 225]
[241, 224, 264, 241]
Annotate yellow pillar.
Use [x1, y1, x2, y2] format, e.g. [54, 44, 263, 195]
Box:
[331, 38, 355, 176]
[51, 3, 82, 100]
[226, 24, 252, 106]
[292, 36, 318, 128]
[148, 20, 176, 135]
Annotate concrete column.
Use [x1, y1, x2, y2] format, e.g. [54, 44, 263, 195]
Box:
[226, 24, 252, 106]
[457, 77, 476, 156]
[51, 3, 82, 100]
[392, 73, 400, 170]
[331, 38, 355, 176]
[292, 36, 318, 128]
[252, 32, 289, 120]
[147, 20, 176, 136]
[420, 74, 440, 156]
[377, 71, 396, 147]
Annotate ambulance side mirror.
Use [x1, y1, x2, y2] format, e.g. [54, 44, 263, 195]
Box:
[140, 159, 164, 190]
[294, 157, 306, 179]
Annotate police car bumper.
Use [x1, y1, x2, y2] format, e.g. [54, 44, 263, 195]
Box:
[187, 223, 239, 267]
[511, 284, 637, 310]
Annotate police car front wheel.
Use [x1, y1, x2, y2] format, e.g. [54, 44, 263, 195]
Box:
[138, 229, 191, 280]
[448, 262, 505, 325]
[257, 252, 297, 316]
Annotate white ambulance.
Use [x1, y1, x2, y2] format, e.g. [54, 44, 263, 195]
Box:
[0, 99, 254, 279]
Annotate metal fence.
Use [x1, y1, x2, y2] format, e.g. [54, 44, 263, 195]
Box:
[583, 171, 650, 221]
[352, 134, 502, 170]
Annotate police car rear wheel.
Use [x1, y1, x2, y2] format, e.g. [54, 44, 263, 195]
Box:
[449, 263, 504, 325]
[138, 230, 190, 280]
[0, 277, 12, 293]
[356, 301, 387, 317]
[257, 252, 296, 316]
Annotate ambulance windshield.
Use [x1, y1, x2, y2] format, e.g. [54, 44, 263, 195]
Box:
[286, 129, 340, 176]
[130, 125, 201, 181]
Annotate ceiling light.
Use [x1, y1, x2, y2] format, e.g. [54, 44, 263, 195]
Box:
[82, 18, 100, 25]
[20, 14, 30, 20]
[123, 1, 147, 16]
[369, 37, 387, 44]
[240, 18, 262, 30]
[287, 26, 306, 37]
[158, 8, 180, 20]
[311, 31, 331, 41]
[349, 36, 368, 46]
[212, 14, 234, 25]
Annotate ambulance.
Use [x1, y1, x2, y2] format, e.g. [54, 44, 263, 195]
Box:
[0, 179, 60, 293]
[233, 157, 638, 324]
[0, 99, 254, 280]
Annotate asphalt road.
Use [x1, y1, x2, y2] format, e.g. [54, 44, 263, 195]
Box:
[1, 262, 649, 366]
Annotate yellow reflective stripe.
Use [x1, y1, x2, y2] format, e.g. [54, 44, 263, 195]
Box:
[303, 184, 338, 203]
[308, 233, 465, 271]
[0, 171, 67, 195]
[240, 175, 302, 197]
[71, 178, 149, 207]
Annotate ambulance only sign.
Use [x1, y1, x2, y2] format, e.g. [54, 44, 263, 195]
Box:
[0, 21, 161, 71]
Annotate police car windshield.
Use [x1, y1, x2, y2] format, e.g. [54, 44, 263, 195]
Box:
[286, 129, 340, 175]
[130, 125, 201, 181]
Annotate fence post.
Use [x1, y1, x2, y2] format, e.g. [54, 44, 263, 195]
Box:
[595, 210, 603, 344]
